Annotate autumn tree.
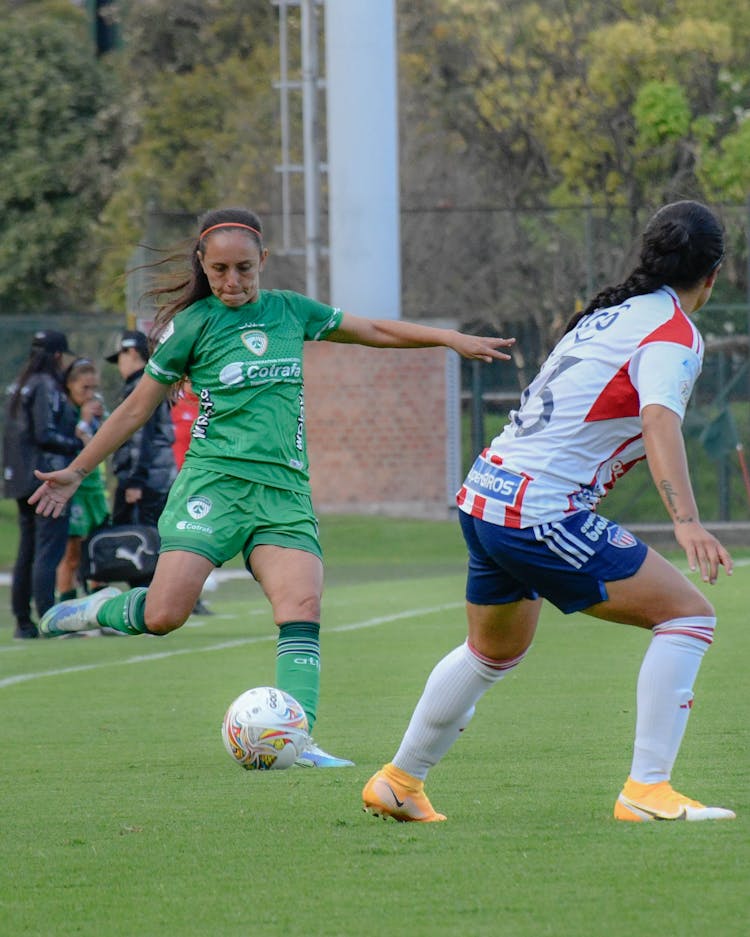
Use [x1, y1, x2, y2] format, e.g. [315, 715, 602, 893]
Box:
[397, 0, 749, 372]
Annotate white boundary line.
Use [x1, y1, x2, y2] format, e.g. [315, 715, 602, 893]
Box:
[0, 602, 463, 690]
[3, 556, 746, 688]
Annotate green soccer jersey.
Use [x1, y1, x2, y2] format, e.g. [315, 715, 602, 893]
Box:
[146, 290, 343, 492]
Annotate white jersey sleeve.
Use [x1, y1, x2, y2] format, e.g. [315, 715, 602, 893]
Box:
[629, 341, 701, 421]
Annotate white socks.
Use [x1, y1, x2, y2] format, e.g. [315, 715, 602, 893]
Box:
[392, 640, 526, 780]
[630, 616, 715, 784]
[391, 615, 716, 786]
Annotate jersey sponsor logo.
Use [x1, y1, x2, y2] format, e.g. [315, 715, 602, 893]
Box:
[295, 389, 305, 452]
[606, 524, 637, 548]
[580, 512, 608, 542]
[176, 520, 213, 534]
[187, 496, 212, 519]
[218, 358, 302, 387]
[465, 457, 525, 504]
[193, 388, 215, 440]
[241, 329, 268, 356]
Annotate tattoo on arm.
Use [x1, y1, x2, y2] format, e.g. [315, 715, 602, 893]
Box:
[659, 480, 694, 523]
[74, 467, 89, 479]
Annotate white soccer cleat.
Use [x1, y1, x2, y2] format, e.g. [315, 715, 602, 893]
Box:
[295, 739, 354, 768]
[39, 587, 122, 638]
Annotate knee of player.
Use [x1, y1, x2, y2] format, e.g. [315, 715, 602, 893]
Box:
[274, 594, 321, 624]
[691, 594, 715, 618]
[143, 604, 187, 635]
[293, 596, 321, 622]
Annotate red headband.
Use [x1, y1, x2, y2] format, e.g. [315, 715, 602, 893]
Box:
[199, 222, 262, 240]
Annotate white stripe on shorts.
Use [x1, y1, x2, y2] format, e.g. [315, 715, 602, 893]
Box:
[534, 522, 595, 569]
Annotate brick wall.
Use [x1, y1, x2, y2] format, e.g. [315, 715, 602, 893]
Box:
[304, 341, 461, 517]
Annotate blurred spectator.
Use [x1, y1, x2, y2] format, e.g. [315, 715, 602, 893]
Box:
[55, 358, 109, 601]
[2, 330, 80, 638]
[106, 330, 177, 586]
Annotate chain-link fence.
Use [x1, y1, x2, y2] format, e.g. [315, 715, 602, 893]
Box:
[3, 201, 748, 523]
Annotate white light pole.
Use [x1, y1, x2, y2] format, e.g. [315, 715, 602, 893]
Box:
[324, 0, 401, 317]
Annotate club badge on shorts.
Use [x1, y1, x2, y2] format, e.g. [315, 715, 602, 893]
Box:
[187, 496, 212, 520]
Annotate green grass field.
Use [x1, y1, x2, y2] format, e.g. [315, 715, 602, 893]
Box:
[0, 516, 747, 937]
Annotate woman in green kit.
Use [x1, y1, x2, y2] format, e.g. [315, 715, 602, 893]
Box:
[30, 206, 514, 766]
[55, 357, 109, 602]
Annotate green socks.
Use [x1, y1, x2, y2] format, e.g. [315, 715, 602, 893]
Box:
[93, 603, 321, 723]
[95, 588, 151, 635]
[276, 621, 321, 730]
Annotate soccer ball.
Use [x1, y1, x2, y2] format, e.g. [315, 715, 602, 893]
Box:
[221, 686, 310, 771]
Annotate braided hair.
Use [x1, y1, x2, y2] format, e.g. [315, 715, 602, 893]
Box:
[564, 200, 724, 335]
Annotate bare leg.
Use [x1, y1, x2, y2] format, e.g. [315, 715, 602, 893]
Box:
[144, 552, 216, 633]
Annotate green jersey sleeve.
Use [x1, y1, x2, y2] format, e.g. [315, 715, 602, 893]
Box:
[281, 291, 343, 340]
[145, 302, 207, 385]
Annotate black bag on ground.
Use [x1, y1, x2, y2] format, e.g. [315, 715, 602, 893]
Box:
[80, 512, 160, 584]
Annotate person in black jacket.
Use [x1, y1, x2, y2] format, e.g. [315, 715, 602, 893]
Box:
[106, 330, 177, 586]
[3, 330, 81, 638]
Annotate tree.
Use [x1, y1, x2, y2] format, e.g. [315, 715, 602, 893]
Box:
[93, 0, 282, 311]
[396, 0, 749, 370]
[0, 0, 123, 311]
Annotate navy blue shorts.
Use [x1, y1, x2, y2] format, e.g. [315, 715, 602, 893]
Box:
[459, 509, 648, 615]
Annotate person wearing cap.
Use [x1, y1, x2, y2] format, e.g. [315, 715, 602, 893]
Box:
[28, 206, 513, 764]
[2, 330, 81, 638]
[106, 330, 177, 586]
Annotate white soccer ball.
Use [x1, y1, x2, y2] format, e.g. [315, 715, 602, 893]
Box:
[221, 686, 310, 771]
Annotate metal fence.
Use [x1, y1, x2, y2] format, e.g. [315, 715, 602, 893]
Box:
[3, 199, 749, 522]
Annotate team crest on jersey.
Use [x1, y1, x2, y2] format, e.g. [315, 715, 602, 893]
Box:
[187, 496, 212, 520]
[606, 524, 637, 549]
[241, 330, 268, 356]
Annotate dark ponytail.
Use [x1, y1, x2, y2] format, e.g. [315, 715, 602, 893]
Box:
[564, 200, 724, 335]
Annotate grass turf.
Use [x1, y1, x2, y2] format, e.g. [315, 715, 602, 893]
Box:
[0, 516, 747, 937]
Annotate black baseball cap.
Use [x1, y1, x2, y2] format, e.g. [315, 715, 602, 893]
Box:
[31, 329, 71, 355]
[105, 330, 150, 363]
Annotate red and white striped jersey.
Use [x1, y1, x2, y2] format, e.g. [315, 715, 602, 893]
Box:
[457, 287, 703, 528]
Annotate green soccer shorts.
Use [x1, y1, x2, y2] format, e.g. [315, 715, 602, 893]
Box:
[68, 487, 109, 538]
[158, 466, 322, 567]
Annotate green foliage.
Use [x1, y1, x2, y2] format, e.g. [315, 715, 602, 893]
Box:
[700, 121, 750, 202]
[409, 1, 744, 212]
[0, 0, 123, 311]
[94, 0, 281, 311]
[633, 81, 692, 149]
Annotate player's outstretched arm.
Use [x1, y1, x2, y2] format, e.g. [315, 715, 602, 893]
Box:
[29, 374, 170, 518]
[326, 313, 515, 363]
[642, 403, 732, 584]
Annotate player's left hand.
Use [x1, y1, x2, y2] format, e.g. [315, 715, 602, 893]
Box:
[451, 334, 515, 362]
[674, 520, 733, 584]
